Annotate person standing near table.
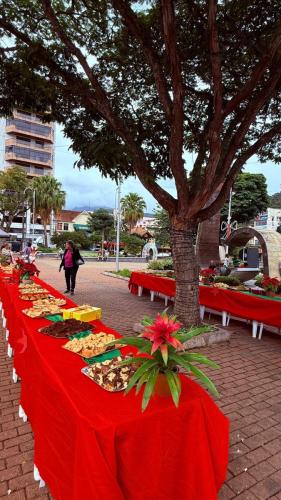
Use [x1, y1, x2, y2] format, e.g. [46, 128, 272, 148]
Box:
[59, 240, 84, 295]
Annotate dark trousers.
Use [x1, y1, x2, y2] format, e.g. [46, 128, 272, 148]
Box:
[65, 267, 78, 291]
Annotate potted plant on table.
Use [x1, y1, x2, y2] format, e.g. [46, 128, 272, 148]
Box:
[109, 313, 219, 412]
[200, 268, 217, 285]
[14, 258, 40, 282]
[261, 276, 280, 297]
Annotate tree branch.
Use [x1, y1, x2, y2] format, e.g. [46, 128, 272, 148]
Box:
[160, 0, 188, 208]
[223, 19, 281, 117]
[196, 122, 281, 222]
[111, 0, 173, 122]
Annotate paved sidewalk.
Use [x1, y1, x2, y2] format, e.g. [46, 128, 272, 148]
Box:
[1, 259, 281, 499]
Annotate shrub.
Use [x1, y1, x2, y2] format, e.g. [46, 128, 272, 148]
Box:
[37, 245, 57, 253]
[214, 275, 241, 286]
[148, 258, 173, 270]
[51, 231, 93, 250]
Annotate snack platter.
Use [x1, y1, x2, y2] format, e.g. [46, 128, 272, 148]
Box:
[81, 356, 137, 392]
[63, 331, 117, 358]
[38, 319, 95, 338]
[22, 305, 63, 318]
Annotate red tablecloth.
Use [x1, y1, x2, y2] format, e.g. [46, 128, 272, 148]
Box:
[129, 272, 281, 328]
[0, 271, 229, 500]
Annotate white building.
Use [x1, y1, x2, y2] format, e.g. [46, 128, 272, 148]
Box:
[254, 208, 281, 231]
[0, 109, 55, 244]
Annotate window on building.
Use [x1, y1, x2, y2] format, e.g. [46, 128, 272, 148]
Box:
[63, 223, 69, 231]
[35, 140, 44, 148]
[57, 223, 63, 230]
[16, 135, 31, 143]
[6, 118, 52, 137]
[5, 145, 51, 163]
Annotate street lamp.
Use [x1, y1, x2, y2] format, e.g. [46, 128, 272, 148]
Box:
[115, 177, 122, 272]
[23, 187, 36, 244]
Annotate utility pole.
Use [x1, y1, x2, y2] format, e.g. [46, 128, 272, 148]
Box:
[115, 178, 122, 272]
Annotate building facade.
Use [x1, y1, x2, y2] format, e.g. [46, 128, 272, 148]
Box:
[3, 109, 55, 177]
[0, 109, 55, 243]
[254, 208, 281, 231]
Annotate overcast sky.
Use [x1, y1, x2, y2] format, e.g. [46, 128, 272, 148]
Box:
[54, 124, 281, 212]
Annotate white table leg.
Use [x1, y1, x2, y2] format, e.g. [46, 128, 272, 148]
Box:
[164, 295, 168, 307]
[200, 305, 205, 321]
[258, 323, 264, 340]
[34, 464, 45, 488]
[12, 367, 18, 383]
[150, 291, 155, 302]
[222, 311, 228, 327]
[137, 285, 143, 297]
[252, 320, 258, 338]
[19, 405, 28, 422]
[5, 329, 9, 341]
[7, 343, 13, 358]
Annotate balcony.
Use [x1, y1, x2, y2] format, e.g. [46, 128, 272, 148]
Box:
[5, 152, 52, 167]
[5, 138, 53, 153]
[5, 164, 52, 176]
[6, 120, 54, 142]
[13, 109, 54, 126]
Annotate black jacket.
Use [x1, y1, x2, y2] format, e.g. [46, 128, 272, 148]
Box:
[59, 248, 84, 270]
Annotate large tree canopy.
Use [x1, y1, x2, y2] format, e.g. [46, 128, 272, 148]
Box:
[221, 173, 269, 224]
[0, 0, 281, 324]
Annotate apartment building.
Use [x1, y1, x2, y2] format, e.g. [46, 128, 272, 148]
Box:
[3, 108, 54, 177]
[0, 109, 55, 243]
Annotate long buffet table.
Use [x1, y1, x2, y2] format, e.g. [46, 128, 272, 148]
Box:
[129, 272, 281, 330]
[0, 271, 229, 500]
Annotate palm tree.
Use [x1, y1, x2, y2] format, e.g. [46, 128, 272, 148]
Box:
[121, 193, 146, 233]
[87, 209, 114, 255]
[32, 176, 66, 246]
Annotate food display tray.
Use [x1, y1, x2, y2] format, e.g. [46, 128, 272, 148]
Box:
[81, 365, 127, 392]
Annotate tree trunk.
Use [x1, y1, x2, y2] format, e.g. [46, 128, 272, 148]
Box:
[43, 222, 48, 247]
[171, 227, 200, 326]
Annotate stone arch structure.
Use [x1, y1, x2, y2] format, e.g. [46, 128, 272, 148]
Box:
[226, 227, 281, 277]
[142, 242, 158, 260]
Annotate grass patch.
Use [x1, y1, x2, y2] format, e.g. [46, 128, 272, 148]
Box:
[111, 269, 132, 278]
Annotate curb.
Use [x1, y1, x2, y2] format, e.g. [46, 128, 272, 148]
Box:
[102, 272, 130, 281]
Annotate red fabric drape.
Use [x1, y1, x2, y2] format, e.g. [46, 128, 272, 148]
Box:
[129, 271, 281, 327]
[0, 271, 229, 500]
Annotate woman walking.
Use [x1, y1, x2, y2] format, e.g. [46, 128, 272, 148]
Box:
[59, 240, 84, 295]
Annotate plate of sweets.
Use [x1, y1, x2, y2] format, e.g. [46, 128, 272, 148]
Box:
[33, 297, 66, 308]
[62, 331, 117, 358]
[38, 318, 95, 338]
[81, 356, 138, 392]
[22, 304, 63, 318]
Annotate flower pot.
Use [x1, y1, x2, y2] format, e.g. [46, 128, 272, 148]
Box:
[153, 373, 171, 398]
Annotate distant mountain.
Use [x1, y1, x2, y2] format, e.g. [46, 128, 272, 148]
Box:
[71, 205, 113, 211]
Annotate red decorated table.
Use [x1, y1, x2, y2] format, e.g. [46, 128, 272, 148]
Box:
[0, 270, 229, 500]
[129, 272, 281, 329]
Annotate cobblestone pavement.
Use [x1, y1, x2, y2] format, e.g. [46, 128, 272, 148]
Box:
[1, 258, 281, 499]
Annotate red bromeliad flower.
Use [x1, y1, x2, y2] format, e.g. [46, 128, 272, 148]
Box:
[261, 275, 280, 292]
[141, 314, 183, 364]
[15, 258, 40, 276]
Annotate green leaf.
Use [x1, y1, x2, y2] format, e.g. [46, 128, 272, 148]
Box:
[142, 367, 159, 412]
[188, 365, 219, 397]
[125, 359, 158, 394]
[182, 353, 220, 369]
[166, 371, 181, 407]
[168, 352, 192, 372]
[117, 356, 150, 366]
[106, 336, 151, 350]
[141, 315, 154, 326]
[160, 344, 168, 365]
[136, 372, 148, 395]
[174, 326, 211, 343]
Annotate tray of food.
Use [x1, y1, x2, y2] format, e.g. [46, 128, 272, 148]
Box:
[38, 318, 95, 338]
[20, 287, 48, 294]
[20, 293, 51, 301]
[81, 356, 138, 392]
[19, 283, 41, 289]
[33, 297, 66, 307]
[62, 331, 118, 358]
[22, 304, 62, 318]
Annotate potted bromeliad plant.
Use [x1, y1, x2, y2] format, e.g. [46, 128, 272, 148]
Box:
[14, 258, 40, 282]
[109, 313, 219, 411]
[261, 275, 280, 297]
[200, 268, 216, 284]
